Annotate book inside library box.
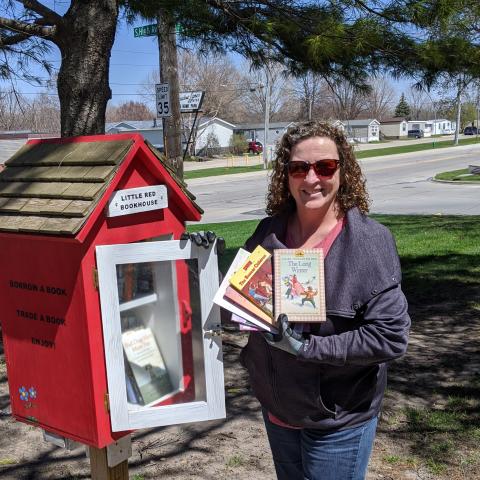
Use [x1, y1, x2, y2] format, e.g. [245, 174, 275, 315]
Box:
[116, 258, 204, 407]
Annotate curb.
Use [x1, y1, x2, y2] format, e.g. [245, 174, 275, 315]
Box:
[431, 177, 480, 185]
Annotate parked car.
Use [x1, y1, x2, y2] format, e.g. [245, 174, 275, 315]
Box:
[407, 129, 424, 139]
[247, 140, 263, 154]
[464, 126, 478, 135]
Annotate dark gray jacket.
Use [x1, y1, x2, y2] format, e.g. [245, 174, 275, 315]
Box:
[240, 207, 410, 430]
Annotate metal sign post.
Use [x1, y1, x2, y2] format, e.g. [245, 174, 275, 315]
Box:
[180, 91, 205, 161]
[156, 83, 172, 158]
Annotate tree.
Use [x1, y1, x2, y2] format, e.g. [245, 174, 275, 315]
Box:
[406, 86, 431, 120]
[3, 0, 479, 142]
[394, 93, 411, 118]
[1, 1, 118, 137]
[0, 89, 60, 133]
[324, 79, 369, 120]
[106, 101, 155, 122]
[364, 77, 395, 120]
[290, 72, 323, 121]
[239, 61, 294, 122]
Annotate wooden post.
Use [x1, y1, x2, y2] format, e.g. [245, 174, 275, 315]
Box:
[89, 446, 129, 480]
[88, 435, 131, 480]
[157, 10, 183, 178]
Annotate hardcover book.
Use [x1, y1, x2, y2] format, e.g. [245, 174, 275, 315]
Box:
[213, 248, 277, 333]
[231, 313, 262, 331]
[224, 286, 274, 326]
[273, 248, 326, 322]
[229, 245, 273, 317]
[122, 327, 173, 405]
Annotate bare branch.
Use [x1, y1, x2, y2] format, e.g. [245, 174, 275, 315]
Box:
[0, 15, 55, 39]
[21, 0, 62, 24]
[0, 32, 30, 47]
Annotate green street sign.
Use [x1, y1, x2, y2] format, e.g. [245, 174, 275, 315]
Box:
[134, 23, 183, 38]
[134, 24, 158, 37]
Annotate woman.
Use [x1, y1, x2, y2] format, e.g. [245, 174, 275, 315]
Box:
[240, 121, 410, 480]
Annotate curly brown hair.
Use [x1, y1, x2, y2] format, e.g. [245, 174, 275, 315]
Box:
[266, 121, 370, 216]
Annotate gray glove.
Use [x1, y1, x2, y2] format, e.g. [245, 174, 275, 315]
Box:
[263, 315, 308, 356]
[180, 230, 225, 255]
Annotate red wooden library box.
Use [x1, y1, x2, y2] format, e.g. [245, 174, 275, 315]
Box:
[0, 134, 225, 448]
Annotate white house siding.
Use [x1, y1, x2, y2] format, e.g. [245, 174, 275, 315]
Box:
[381, 121, 408, 138]
[344, 120, 380, 142]
[426, 120, 453, 135]
[195, 122, 233, 150]
[134, 129, 164, 146]
[408, 121, 433, 137]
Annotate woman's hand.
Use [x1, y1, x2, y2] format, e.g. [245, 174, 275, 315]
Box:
[263, 315, 308, 356]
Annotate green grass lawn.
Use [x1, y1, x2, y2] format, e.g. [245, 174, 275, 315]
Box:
[184, 164, 266, 180]
[184, 137, 480, 180]
[434, 168, 480, 182]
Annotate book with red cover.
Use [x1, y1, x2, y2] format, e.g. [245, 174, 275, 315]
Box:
[224, 285, 275, 327]
[229, 245, 273, 318]
[213, 248, 277, 333]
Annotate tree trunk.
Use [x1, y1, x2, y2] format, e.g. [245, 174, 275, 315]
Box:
[55, 1, 118, 137]
[157, 10, 183, 178]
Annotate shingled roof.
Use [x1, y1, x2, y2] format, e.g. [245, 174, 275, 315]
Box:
[0, 136, 201, 236]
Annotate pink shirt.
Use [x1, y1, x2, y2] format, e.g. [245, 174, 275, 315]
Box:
[268, 216, 346, 429]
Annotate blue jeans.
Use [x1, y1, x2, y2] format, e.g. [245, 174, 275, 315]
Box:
[262, 410, 378, 480]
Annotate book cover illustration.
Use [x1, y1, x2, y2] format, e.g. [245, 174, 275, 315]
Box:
[122, 327, 173, 405]
[213, 248, 277, 333]
[224, 285, 274, 326]
[274, 248, 326, 322]
[229, 245, 273, 317]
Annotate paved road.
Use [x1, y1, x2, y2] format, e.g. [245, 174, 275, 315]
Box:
[188, 143, 480, 224]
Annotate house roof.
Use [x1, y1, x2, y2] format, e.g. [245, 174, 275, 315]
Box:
[0, 135, 202, 237]
[106, 120, 158, 132]
[380, 117, 407, 124]
[198, 117, 236, 129]
[344, 119, 380, 127]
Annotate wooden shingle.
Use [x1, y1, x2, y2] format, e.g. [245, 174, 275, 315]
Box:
[0, 139, 133, 235]
[0, 137, 202, 236]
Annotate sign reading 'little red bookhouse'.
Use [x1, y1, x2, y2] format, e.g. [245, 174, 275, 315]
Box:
[107, 185, 168, 217]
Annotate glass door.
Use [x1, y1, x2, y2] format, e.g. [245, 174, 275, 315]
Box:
[96, 239, 225, 431]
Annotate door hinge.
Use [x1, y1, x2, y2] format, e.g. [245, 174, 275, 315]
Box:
[92, 267, 99, 290]
[104, 392, 110, 413]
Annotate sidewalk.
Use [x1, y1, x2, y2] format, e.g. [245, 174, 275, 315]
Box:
[183, 135, 458, 171]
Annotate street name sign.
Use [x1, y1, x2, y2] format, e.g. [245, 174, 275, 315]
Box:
[134, 23, 183, 38]
[179, 91, 205, 113]
[156, 83, 172, 118]
[134, 24, 158, 37]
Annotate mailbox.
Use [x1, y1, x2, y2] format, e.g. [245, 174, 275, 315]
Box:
[0, 134, 225, 448]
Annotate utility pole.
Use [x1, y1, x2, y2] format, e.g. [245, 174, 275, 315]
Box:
[157, 10, 183, 178]
[454, 79, 462, 146]
[263, 65, 271, 170]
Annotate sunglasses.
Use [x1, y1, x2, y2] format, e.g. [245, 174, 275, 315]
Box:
[287, 159, 339, 178]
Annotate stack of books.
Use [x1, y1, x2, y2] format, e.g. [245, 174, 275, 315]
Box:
[214, 246, 327, 332]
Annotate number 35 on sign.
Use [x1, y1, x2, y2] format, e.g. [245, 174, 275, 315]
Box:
[155, 83, 171, 118]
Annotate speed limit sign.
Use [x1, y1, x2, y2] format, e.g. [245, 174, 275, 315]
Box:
[155, 83, 172, 118]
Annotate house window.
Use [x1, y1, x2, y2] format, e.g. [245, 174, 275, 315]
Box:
[402, 123, 406, 131]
